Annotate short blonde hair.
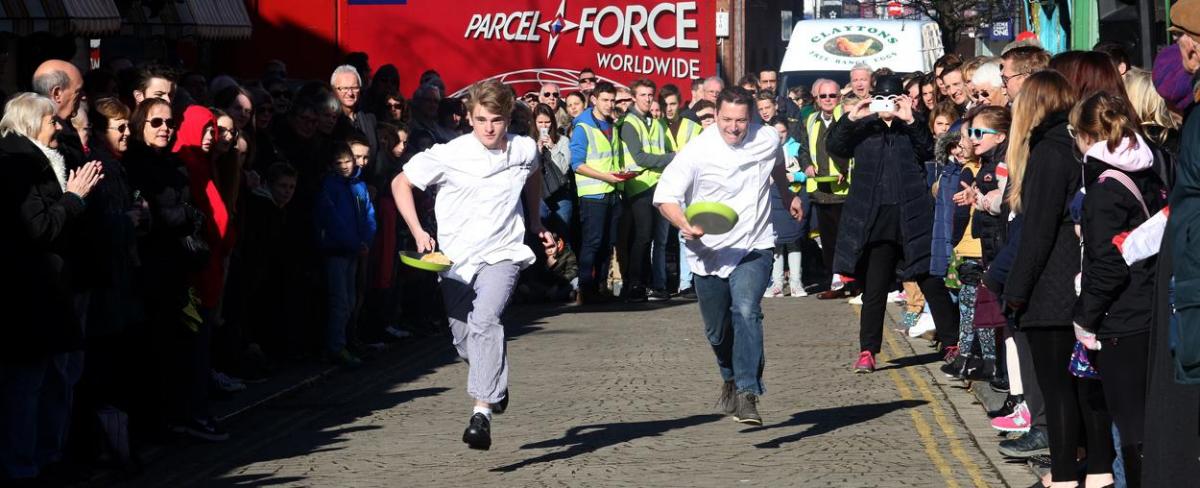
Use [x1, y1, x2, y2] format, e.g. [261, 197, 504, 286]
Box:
[0, 92, 55, 140]
[465, 79, 513, 118]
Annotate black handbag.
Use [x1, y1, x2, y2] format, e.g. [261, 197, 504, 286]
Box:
[179, 203, 211, 271]
[541, 149, 568, 197]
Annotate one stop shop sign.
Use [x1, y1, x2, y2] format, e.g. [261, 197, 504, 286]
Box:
[341, 0, 717, 96]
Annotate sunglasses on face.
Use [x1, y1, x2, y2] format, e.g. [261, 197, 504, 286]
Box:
[1000, 72, 1029, 86]
[148, 117, 176, 129]
[969, 127, 999, 140]
[108, 123, 128, 133]
[387, 102, 404, 110]
[817, 93, 839, 100]
[542, 92, 558, 97]
[973, 90, 989, 99]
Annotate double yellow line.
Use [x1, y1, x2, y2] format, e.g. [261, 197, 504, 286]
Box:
[858, 305, 993, 488]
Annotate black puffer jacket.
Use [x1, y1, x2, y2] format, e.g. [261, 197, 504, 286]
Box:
[1003, 112, 1080, 328]
[0, 133, 86, 362]
[973, 141, 1007, 262]
[1073, 150, 1168, 339]
[826, 114, 935, 279]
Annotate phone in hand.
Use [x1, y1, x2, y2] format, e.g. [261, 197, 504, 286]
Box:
[539, 127, 549, 139]
[869, 99, 896, 113]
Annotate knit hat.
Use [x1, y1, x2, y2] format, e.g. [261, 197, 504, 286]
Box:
[934, 120, 966, 165]
[1153, 44, 1193, 114]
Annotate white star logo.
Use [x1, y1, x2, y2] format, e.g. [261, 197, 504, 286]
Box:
[537, 0, 578, 58]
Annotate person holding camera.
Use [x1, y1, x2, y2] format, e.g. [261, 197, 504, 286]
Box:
[826, 73, 959, 373]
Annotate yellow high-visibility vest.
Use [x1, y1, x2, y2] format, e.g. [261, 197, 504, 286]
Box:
[575, 122, 621, 197]
[805, 106, 851, 196]
[620, 114, 668, 196]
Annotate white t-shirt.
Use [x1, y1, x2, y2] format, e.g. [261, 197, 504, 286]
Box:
[404, 133, 540, 284]
[653, 123, 783, 279]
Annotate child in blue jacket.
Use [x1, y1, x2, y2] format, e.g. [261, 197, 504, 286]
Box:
[316, 142, 377, 366]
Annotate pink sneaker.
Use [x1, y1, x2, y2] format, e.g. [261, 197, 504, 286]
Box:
[990, 402, 1031, 433]
[854, 351, 875, 373]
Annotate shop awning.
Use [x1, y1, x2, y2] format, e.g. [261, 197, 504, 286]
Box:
[122, 0, 251, 40]
[0, 0, 122, 36]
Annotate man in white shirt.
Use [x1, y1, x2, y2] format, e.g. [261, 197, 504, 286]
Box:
[653, 87, 803, 426]
[392, 80, 555, 450]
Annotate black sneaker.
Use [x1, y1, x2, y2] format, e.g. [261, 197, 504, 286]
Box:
[625, 285, 648, 303]
[998, 428, 1050, 459]
[647, 288, 670, 302]
[175, 417, 229, 442]
[940, 355, 968, 379]
[493, 390, 509, 415]
[990, 370, 1011, 393]
[716, 380, 736, 415]
[989, 394, 1023, 418]
[675, 287, 697, 300]
[964, 358, 996, 382]
[732, 391, 762, 425]
[462, 413, 491, 450]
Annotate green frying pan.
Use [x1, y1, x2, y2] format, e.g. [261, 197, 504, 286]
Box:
[686, 201, 738, 235]
[400, 251, 453, 272]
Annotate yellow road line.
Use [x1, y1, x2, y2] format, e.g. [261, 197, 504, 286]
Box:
[883, 328, 992, 488]
[878, 347, 961, 488]
[852, 305, 961, 488]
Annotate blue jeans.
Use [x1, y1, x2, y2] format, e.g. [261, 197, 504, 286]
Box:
[578, 194, 621, 291]
[325, 255, 357, 354]
[678, 205, 693, 290]
[541, 190, 574, 237]
[651, 214, 669, 290]
[0, 352, 82, 480]
[693, 249, 772, 396]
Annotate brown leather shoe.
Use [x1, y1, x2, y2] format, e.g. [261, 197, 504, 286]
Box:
[816, 289, 850, 300]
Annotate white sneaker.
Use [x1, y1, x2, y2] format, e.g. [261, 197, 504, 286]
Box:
[848, 294, 864, 305]
[212, 371, 246, 392]
[789, 287, 808, 297]
[763, 285, 783, 298]
[887, 290, 907, 303]
[384, 326, 412, 340]
[908, 312, 936, 338]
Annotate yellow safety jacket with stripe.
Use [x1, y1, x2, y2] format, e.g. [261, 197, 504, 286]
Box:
[665, 117, 702, 153]
[805, 106, 851, 196]
[620, 114, 669, 196]
[575, 121, 622, 197]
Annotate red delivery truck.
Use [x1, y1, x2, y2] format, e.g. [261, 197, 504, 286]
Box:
[240, 0, 717, 96]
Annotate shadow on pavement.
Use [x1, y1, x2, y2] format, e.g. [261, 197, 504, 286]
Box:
[874, 351, 943, 372]
[490, 414, 724, 473]
[741, 400, 928, 448]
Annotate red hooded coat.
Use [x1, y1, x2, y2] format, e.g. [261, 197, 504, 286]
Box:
[174, 105, 231, 308]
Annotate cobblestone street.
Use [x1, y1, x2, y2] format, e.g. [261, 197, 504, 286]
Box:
[122, 297, 1026, 487]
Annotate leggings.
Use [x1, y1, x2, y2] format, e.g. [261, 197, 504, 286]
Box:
[1096, 331, 1150, 487]
[955, 284, 997, 360]
[1027, 327, 1114, 481]
[856, 241, 959, 354]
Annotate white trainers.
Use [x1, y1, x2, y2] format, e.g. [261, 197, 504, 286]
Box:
[789, 287, 808, 297]
[384, 326, 412, 340]
[212, 370, 246, 392]
[847, 294, 864, 305]
[887, 290, 907, 303]
[763, 285, 783, 298]
[908, 312, 936, 338]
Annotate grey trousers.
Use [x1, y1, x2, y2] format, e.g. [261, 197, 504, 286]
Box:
[441, 261, 520, 404]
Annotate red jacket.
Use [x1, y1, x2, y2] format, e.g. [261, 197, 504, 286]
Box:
[175, 105, 231, 308]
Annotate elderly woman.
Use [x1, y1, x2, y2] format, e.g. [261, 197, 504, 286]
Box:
[0, 93, 103, 482]
[972, 60, 1009, 108]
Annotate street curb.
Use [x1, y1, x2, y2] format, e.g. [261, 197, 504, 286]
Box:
[885, 304, 1038, 488]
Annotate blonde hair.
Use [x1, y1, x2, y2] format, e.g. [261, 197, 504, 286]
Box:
[1124, 67, 1180, 145]
[1069, 92, 1139, 153]
[0, 92, 56, 140]
[465, 79, 514, 119]
[1005, 71, 1077, 213]
[961, 56, 991, 86]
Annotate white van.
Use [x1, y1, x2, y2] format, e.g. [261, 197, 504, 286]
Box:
[778, 18, 945, 94]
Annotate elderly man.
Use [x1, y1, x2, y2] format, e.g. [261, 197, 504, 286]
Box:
[331, 64, 378, 158]
[540, 82, 571, 129]
[682, 76, 724, 123]
[803, 79, 855, 300]
[1000, 46, 1050, 103]
[848, 63, 872, 99]
[32, 60, 86, 167]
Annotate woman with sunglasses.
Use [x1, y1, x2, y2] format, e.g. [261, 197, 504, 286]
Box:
[125, 99, 229, 441]
[1002, 70, 1116, 488]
